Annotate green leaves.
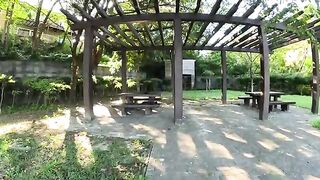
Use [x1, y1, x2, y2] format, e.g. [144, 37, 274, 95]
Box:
[22, 78, 70, 95]
[0, 74, 15, 84]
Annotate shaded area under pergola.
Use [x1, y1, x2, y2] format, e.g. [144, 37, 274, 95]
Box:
[61, 0, 320, 122]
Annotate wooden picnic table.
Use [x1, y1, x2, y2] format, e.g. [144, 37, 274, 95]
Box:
[245, 91, 285, 108]
[120, 93, 161, 105]
[112, 93, 162, 115]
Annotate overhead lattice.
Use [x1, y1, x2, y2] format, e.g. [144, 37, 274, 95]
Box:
[61, 0, 320, 52]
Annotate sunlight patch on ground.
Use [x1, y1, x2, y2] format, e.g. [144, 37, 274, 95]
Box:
[256, 162, 285, 176]
[222, 131, 247, 144]
[40, 110, 70, 130]
[298, 128, 320, 138]
[131, 124, 166, 145]
[148, 157, 165, 174]
[278, 127, 291, 133]
[74, 132, 95, 167]
[93, 104, 112, 117]
[298, 145, 314, 158]
[204, 140, 234, 160]
[0, 122, 33, 135]
[243, 153, 255, 158]
[257, 139, 279, 151]
[217, 166, 250, 180]
[203, 117, 223, 125]
[177, 132, 197, 158]
[305, 175, 320, 180]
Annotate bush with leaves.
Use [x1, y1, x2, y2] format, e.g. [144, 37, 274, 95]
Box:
[23, 78, 70, 105]
[0, 74, 15, 114]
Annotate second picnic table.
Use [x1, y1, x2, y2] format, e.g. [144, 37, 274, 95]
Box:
[245, 91, 285, 108]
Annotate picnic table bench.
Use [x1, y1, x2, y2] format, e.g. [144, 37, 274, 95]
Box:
[269, 101, 296, 112]
[238, 96, 252, 106]
[112, 93, 161, 115]
[239, 91, 296, 112]
[244, 91, 285, 108]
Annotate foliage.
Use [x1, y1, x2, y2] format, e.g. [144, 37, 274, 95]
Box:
[0, 129, 151, 179]
[234, 74, 311, 95]
[311, 119, 320, 129]
[22, 78, 70, 104]
[0, 74, 15, 114]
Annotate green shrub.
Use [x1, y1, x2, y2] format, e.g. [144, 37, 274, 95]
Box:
[311, 119, 320, 129]
[22, 78, 70, 105]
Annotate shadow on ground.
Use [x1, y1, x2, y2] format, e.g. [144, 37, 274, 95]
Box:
[2, 101, 320, 179]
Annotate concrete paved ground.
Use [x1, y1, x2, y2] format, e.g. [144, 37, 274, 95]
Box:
[34, 101, 320, 179]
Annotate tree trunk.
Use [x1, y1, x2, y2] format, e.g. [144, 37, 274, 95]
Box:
[136, 66, 141, 92]
[12, 94, 15, 107]
[32, 0, 44, 53]
[37, 0, 59, 42]
[70, 55, 78, 103]
[1, 2, 15, 51]
[0, 83, 5, 114]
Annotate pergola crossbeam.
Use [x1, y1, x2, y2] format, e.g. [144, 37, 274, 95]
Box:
[93, 0, 136, 46]
[131, 0, 155, 46]
[200, 0, 243, 47]
[111, 0, 146, 46]
[210, 0, 260, 47]
[192, 0, 223, 46]
[154, 0, 165, 46]
[183, 0, 201, 46]
[72, 3, 128, 46]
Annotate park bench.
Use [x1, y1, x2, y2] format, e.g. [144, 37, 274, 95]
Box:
[269, 101, 296, 112]
[112, 103, 160, 115]
[131, 97, 162, 104]
[238, 96, 252, 106]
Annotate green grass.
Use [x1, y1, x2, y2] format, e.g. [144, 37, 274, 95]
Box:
[0, 125, 151, 180]
[311, 119, 320, 129]
[281, 95, 312, 110]
[162, 90, 316, 111]
[162, 90, 244, 101]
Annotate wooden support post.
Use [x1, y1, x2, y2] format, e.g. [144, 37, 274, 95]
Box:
[311, 42, 319, 114]
[121, 49, 127, 93]
[171, 50, 175, 101]
[174, 18, 183, 123]
[221, 50, 227, 104]
[83, 26, 94, 120]
[258, 25, 270, 120]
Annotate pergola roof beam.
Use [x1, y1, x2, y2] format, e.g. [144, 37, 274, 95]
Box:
[192, 0, 223, 46]
[92, 0, 137, 46]
[219, 4, 277, 48]
[72, 3, 128, 46]
[200, 0, 243, 47]
[176, 0, 180, 13]
[154, 0, 165, 46]
[210, 0, 260, 47]
[183, 0, 201, 46]
[105, 45, 259, 53]
[71, 13, 262, 30]
[110, 0, 145, 46]
[131, 0, 155, 46]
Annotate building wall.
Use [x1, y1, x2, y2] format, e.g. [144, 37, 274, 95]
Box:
[0, 10, 64, 43]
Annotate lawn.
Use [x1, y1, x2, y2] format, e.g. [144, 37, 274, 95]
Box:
[162, 90, 244, 101]
[0, 122, 151, 180]
[162, 90, 314, 110]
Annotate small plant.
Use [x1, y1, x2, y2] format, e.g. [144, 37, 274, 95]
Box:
[11, 90, 23, 107]
[311, 119, 320, 130]
[23, 78, 70, 105]
[0, 74, 15, 114]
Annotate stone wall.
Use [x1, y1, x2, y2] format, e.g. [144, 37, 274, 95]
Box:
[0, 60, 111, 78]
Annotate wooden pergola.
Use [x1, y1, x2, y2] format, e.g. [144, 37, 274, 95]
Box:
[61, 0, 320, 122]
